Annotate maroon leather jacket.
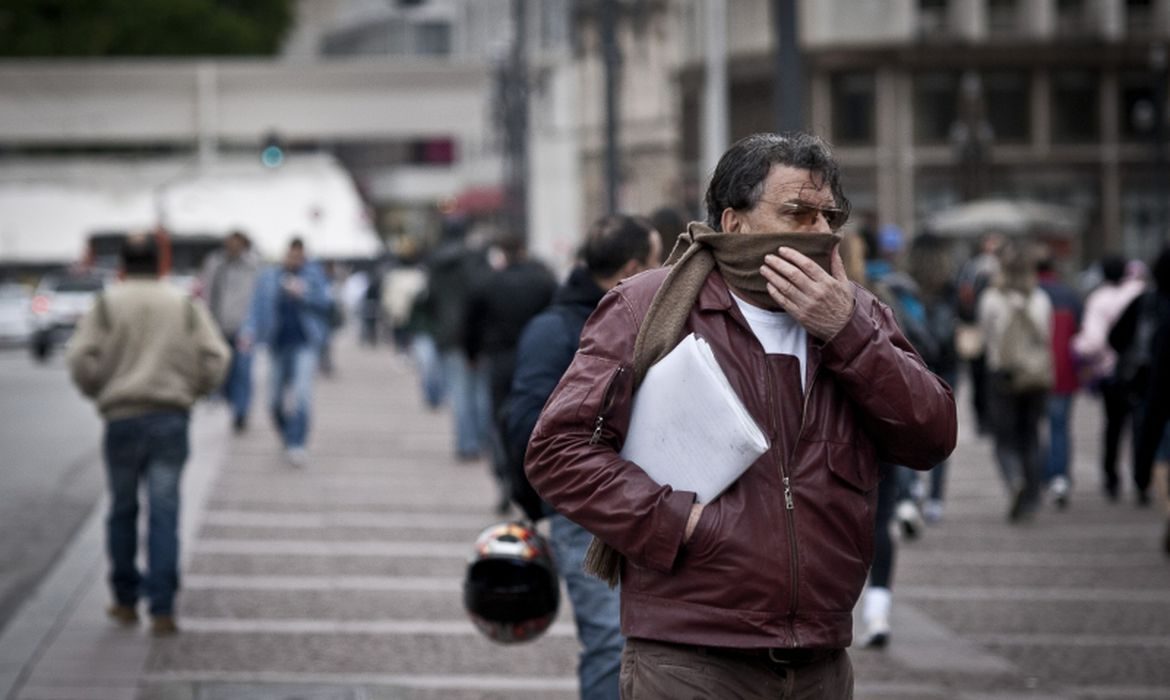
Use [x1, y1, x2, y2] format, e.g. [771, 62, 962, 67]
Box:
[526, 267, 956, 650]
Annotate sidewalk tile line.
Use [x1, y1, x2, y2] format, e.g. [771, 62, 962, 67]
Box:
[193, 540, 470, 557]
[162, 618, 576, 636]
[183, 575, 461, 591]
[201, 511, 495, 529]
[139, 671, 576, 691]
[899, 585, 1170, 604]
[968, 632, 1170, 647]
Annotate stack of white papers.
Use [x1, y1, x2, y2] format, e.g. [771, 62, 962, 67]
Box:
[620, 333, 770, 503]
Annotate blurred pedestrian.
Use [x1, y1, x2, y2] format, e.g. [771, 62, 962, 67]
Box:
[956, 232, 1005, 435]
[1036, 255, 1082, 508]
[199, 230, 260, 433]
[1073, 256, 1147, 501]
[381, 247, 444, 408]
[1109, 247, 1170, 517]
[648, 205, 687, 241]
[503, 213, 662, 700]
[426, 220, 492, 461]
[978, 241, 1053, 522]
[906, 232, 960, 522]
[239, 238, 335, 467]
[67, 235, 229, 635]
[465, 230, 557, 513]
[526, 132, 956, 697]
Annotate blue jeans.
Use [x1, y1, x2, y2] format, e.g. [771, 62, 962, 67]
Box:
[441, 350, 491, 458]
[1045, 393, 1075, 483]
[223, 333, 253, 422]
[410, 333, 445, 409]
[269, 344, 318, 448]
[103, 411, 188, 616]
[549, 513, 624, 700]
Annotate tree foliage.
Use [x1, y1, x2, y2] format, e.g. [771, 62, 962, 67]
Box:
[0, 0, 294, 57]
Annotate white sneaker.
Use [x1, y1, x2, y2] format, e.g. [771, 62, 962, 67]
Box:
[1049, 476, 1071, 510]
[285, 447, 308, 468]
[860, 587, 891, 649]
[895, 499, 924, 541]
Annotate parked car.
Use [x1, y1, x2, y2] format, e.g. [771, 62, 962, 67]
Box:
[0, 283, 33, 347]
[29, 272, 107, 362]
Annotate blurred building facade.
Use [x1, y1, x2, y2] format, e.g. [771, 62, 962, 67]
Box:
[3, 0, 1169, 271]
[584, 0, 1170, 264]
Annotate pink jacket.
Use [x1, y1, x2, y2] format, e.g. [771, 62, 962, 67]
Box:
[1073, 279, 1145, 381]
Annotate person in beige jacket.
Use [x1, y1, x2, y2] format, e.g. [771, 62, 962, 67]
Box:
[67, 235, 229, 635]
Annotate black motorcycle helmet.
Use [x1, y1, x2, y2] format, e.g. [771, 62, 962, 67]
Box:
[463, 521, 560, 644]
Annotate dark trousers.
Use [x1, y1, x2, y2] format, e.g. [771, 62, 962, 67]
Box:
[620, 638, 853, 700]
[103, 411, 189, 615]
[988, 379, 1047, 514]
[870, 464, 900, 589]
[1100, 378, 1132, 494]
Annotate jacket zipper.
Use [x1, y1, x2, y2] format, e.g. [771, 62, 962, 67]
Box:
[762, 359, 801, 648]
[589, 366, 626, 445]
[786, 363, 821, 647]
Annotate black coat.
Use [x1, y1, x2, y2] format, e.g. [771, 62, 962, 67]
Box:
[502, 266, 605, 519]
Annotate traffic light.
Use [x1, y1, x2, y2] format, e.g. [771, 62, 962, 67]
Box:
[260, 132, 285, 168]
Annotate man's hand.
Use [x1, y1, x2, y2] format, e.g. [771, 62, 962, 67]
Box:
[684, 503, 704, 543]
[761, 243, 855, 340]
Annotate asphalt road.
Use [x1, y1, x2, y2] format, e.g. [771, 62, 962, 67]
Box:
[0, 346, 104, 631]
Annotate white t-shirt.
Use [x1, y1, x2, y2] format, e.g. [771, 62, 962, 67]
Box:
[731, 292, 808, 392]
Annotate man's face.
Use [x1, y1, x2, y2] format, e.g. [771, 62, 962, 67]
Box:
[284, 246, 305, 271]
[225, 236, 246, 258]
[721, 165, 841, 235]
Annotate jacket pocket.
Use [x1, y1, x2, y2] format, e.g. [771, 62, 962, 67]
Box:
[824, 438, 880, 494]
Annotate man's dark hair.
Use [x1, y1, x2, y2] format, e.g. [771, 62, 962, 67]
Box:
[120, 235, 159, 276]
[704, 132, 850, 231]
[289, 237, 305, 252]
[648, 206, 687, 240]
[583, 214, 656, 279]
[1100, 255, 1126, 284]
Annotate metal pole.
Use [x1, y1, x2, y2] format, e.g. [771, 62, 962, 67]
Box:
[703, 0, 729, 179]
[773, 0, 804, 132]
[506, 0, 529, 241]
[601, 0, 621, 214]
[1151, 43, 1169, 246]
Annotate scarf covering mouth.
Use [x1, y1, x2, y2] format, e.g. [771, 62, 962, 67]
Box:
[582, 221, 840, 586]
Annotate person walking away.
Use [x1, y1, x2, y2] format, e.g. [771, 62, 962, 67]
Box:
[503, 214, 661, 700]
[199, 230, 259, 433]
[977, 241, 1054, 522]
[1036, 255, 1082, 508]
[239, 238, 335, 467]
[381, 250, 443, 408]
[956, 232, 1005, 435]
[425, 219, 492, 461]
[67, 235, 230, 635]
[906, 233, 960, 522]
[1073, 256, 1147, 501]
[464, 231, 557, 513]
[1109, 248, 1170, 516]
[526, 132, 956, 698]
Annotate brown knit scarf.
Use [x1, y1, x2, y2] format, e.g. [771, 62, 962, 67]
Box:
[582, 222, 841, 585]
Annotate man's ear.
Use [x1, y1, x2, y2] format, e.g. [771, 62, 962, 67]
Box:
[721, 207, 742, 233]
[618, 257, 642, 280]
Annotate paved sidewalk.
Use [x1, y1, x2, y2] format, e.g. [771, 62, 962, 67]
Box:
[2, 334, 1169, 700]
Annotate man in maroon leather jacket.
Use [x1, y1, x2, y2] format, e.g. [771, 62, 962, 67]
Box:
[525, 133, 957, 699]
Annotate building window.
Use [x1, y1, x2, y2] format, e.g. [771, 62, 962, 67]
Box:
[1127, 0, 1155, 36]
[1119, 70, 1160, 141]
[915, 71, 960, 144]
[988, 0, 1020, 36]
[1051, 70, 1099, 143]
[918, 0, 949, 37]
[413, 21, 451, 56]
[831, 72, 876, 145]
[1056, 0, 1090, 36]
[984, 70, 1030, 143]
